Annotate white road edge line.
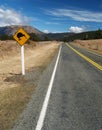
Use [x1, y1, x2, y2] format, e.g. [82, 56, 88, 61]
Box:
[35, 45, 62, 130]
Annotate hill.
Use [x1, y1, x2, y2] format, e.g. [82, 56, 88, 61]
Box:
[0, 25, 74, 41]
[0, 25, 102, 42]
[64, 30, 102, 41]
[45, 32, 74, 41]
[0, 25, 43, 36]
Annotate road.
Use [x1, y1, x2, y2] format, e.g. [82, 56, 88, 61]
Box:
[13, 43, 102, 130]
[70, 43, 102, 65]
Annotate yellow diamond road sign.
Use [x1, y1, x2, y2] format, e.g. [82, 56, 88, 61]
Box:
[13, 28, 30, 46]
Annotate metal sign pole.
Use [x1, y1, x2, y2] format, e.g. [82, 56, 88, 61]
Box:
[21, 45, 25, 75]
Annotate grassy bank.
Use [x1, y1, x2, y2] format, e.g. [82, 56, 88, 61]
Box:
[0, 41, 60, 130]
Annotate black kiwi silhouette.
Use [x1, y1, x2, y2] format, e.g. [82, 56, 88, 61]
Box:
[17, 32, 26, 40]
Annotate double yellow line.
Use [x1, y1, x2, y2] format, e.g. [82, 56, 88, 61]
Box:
[66, 43, 102, 71]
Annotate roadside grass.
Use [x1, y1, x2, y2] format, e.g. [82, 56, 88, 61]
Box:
[72, 43, 102, 55]
[0, 42, 59, 130]
[0, 84, 36, 130]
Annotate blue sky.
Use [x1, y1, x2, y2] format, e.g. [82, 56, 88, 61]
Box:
[0, 0, 102, 33]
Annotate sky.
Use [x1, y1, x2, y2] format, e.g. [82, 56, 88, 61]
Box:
[0, 0, 102, 33]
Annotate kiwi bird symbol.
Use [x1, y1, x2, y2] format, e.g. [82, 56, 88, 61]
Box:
[17, 32, 27, 41]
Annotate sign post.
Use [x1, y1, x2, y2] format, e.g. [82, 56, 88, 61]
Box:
[13, 28, 30, 75]
[21, 45, 25, 75]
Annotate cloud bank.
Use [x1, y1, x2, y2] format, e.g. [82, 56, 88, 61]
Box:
[69, 26, 85, 33]
[48, 9, 102, 22]
[0, 7, 33, 27]
[43, 30, 49, 33]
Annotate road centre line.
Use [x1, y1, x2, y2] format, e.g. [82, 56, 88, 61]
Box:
[85, 50, 102, 58]
[70, 42, 102, 58]
[66, 43, 102, 71]
[83, 48, 102, 58]
[73, 44, 102, 58]
[35, 45, 62, 130]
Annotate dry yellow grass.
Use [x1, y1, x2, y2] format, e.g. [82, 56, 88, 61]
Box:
[0, 40, 60, 130]
[73, 39, 102, 54]
[0, 85, 35, 130]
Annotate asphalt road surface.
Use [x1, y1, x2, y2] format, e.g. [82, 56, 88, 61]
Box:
[13, 43, 102, 130]
[70, 43, 102, 65]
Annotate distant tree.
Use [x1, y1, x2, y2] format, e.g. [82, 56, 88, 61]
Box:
[64, 30, 102, 42]
[44, 36, 49, 41]
[0, 34, 9, 40]
[29, 33, 41, 41]
[9, 35, 13, 40]
[0, 34, 13, 40]
[94, 29, 102, 39]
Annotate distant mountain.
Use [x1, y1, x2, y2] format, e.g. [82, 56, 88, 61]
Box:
[0, 25, 43, 36]
[64, 30, 102, 41]
[0, 25, 75, 41]
[45, 32, 74, 41]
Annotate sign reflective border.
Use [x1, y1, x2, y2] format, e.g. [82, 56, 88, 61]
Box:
[13, 28, 30, 46]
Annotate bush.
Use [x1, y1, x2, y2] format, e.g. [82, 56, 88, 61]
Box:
[29, 33, 41, 41]
[0, 34, 13, 40]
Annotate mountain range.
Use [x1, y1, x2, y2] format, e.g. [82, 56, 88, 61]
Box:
[0, 25, 74, 41]
[0, 25, 101, 41]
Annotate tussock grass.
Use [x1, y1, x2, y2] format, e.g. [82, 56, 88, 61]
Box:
[0, 85, 36, 130]
[73, 39, 102, 54]
[0, 41, 60, 130]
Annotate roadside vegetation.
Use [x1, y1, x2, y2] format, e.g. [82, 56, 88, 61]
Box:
[0, 33, 50, 41]
[0, 41, 59, 130]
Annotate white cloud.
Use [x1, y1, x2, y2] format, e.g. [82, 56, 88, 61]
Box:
[48, 9, 102, 22]
[43, 30, 49, 33]
[0, 6, 34, 27]
[69, 26, 84, 33]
